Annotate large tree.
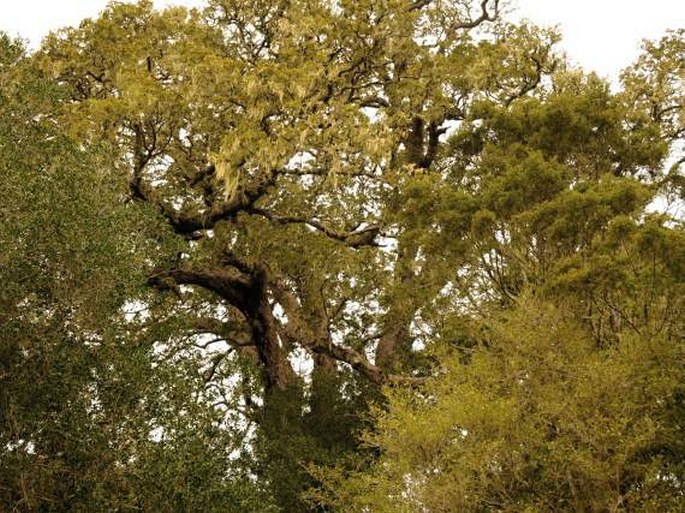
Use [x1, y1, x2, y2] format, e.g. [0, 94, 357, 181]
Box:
[37, 0, 559, 389]
[3, 0, 682, 510]
[33, 1, 563, 507]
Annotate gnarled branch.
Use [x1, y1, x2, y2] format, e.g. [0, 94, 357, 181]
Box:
[148, 264, 254, 312]
[249, 208, 382, 248]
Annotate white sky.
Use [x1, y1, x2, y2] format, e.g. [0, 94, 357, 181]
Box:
[0, 0, 683, 83]
[513, 0, 684, 83]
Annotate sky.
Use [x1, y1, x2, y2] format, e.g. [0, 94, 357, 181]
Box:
[0, 0, 683, 84]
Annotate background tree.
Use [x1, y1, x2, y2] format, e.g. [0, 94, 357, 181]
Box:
[0, 33, 273, 512]
[311, 31, 685, 512]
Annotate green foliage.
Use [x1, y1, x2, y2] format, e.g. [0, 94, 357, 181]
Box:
[317, 297, 684, 512]
[0, 34, 270, 512]
[2, 2, 684, 512]
[307, 21, 684, 513]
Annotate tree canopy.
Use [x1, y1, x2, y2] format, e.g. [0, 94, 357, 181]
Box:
[1, 1, 683, 511]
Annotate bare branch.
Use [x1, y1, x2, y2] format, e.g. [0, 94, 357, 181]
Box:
[249, 208, 382, 248]
[202, 351, 232, 383]
[453, 0, 500, 31]
[267, 273, 410, 386]
[410, 0, 500, 28]
[504, 55, 547, 107]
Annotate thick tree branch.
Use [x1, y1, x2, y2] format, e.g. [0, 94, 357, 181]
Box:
[131, 120, 277, 236]
[504, 55, 547, 107]
[409, 0, 500, 29]
[152, 169, 277, 235]
[148, 265, 254, 312]
[186, 163, 217, 188]
[419, 121, 447, 168]
[269, 272, 421, 385]
[249, 208, 382, 248]
[453, 0, 500, 30]
[358, 95, 390, 109]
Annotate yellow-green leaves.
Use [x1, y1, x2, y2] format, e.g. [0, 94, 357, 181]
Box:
[319, 296, 684, 512]
[16, 3, 685, 511]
